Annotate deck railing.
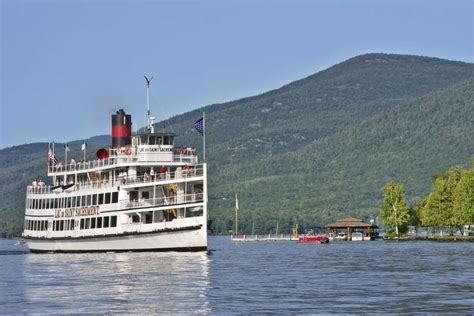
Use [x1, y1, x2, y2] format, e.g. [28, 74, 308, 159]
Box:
[27, 165, 204, 195]
[122, 166, 204, 186]
[48, 154, 197, 174]
[121, 192, 204, 210]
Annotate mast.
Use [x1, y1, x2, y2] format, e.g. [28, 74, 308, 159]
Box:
[203, 112, 206, 162]
[235, 193, 239, 235]
[144, 75, 154, 133]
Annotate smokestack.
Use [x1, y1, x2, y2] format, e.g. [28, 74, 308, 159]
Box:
[111, 109, 132, 148]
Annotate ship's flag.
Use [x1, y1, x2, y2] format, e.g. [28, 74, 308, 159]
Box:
[81, 142, 86, 151]
[64, 143, 70, 151]
[194, 117, 204, 136]
[48, 143, 59, 166]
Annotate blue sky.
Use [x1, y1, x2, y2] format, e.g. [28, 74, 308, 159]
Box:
[1, 0, 472, 148]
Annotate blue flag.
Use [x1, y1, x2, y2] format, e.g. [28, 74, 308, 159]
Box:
[194, 117, 204, 135]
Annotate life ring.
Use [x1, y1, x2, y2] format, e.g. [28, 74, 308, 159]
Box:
[125, 147, 132, 156]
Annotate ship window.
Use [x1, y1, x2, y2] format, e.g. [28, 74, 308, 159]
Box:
[93, 194, 97, 205]
[149, 136, 155, 145]
[87, 195, 92, 206]
[111, 216, 117, 227]
[163, 136, 169, 145]
[80, 218, 85, 229]
[91, 217, 96, 229]
[169, 136, 174, 145]
[76, 196, 80, 207]
[44, 221, 47, 231]
[72, 197, 76, 208]
[112, 192, 118, 203]
[97, 217, 102, 228]
[52, 198, 56, 209]
[145, 212, 153, 224]
[103, 217, 109, 228]
[59, 220, 64, 231]
[142, 191, 149, 200]
[45, 199, 49, 209]
[70, 220, 75, 230]
[39, 221, 42, 231]
[85, 218, 90, 229]
[105, 193, 111, 204]
[54, 221, 58, 231]
[156, 136, 163, 145]
[81, 196, 86, 207]
[98, 194, 104, 205]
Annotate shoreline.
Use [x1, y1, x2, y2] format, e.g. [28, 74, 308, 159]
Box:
[384, 236, 474, 242]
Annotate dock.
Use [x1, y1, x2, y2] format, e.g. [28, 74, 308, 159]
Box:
[231, 234, 297, 242]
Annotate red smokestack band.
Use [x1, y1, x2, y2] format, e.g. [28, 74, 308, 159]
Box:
[112, 125, 131, 138]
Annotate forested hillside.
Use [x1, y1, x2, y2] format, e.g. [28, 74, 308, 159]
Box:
[1, 53, 473, 236]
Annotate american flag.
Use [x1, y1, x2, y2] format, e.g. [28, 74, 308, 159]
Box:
[48, 143, 59, 166]
[194, 117, 204, 136]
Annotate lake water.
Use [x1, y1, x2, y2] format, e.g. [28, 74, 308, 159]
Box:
[1, 237, 473, 314]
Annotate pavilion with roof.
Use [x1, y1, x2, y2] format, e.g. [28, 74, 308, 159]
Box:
[325, 217, 378, 241]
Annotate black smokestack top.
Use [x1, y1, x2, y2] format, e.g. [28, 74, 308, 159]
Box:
[111, 109, 132, 148]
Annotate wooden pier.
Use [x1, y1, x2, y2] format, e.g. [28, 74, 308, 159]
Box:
[231, 234, 298, 242]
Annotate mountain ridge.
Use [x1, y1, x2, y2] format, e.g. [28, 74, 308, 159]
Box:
[1, 53, 473, 236]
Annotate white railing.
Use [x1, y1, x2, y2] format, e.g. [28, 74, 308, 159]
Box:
[48, 153, 197, 174]
[121, 193, 204, 210]
[29, 165, 204, 195]
[122, 166, 204, 186]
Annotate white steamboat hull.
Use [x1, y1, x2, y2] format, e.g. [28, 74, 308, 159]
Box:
[25, 225, 207, 253]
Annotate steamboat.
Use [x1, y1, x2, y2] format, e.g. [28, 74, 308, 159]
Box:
[22, 81, 207, 253]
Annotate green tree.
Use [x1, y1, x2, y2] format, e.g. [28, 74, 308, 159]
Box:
[453, 169, 474, 232]
[380, 181, 410, 237]
[422, 167, 464, 234]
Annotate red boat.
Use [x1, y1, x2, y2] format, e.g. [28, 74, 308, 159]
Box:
[297, 235, 329, 243]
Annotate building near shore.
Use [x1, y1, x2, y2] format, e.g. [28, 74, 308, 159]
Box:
[325, 217, 378, 241]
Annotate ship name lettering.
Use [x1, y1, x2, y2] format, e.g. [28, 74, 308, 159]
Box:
[54, 206, 99, 218]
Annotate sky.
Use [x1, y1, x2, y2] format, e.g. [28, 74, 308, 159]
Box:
[1, 0, 472, 148]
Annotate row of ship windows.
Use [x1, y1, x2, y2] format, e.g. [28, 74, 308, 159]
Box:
[25, 216, 118, 231]
[27, 192, 119, 210]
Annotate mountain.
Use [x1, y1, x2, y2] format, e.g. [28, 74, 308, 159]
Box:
[1, 53, 473, 236]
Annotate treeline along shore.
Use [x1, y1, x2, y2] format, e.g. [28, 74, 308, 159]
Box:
[380, 157, 474, 240]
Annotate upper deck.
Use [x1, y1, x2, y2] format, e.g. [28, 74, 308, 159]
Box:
[48, 147, 198, 176]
